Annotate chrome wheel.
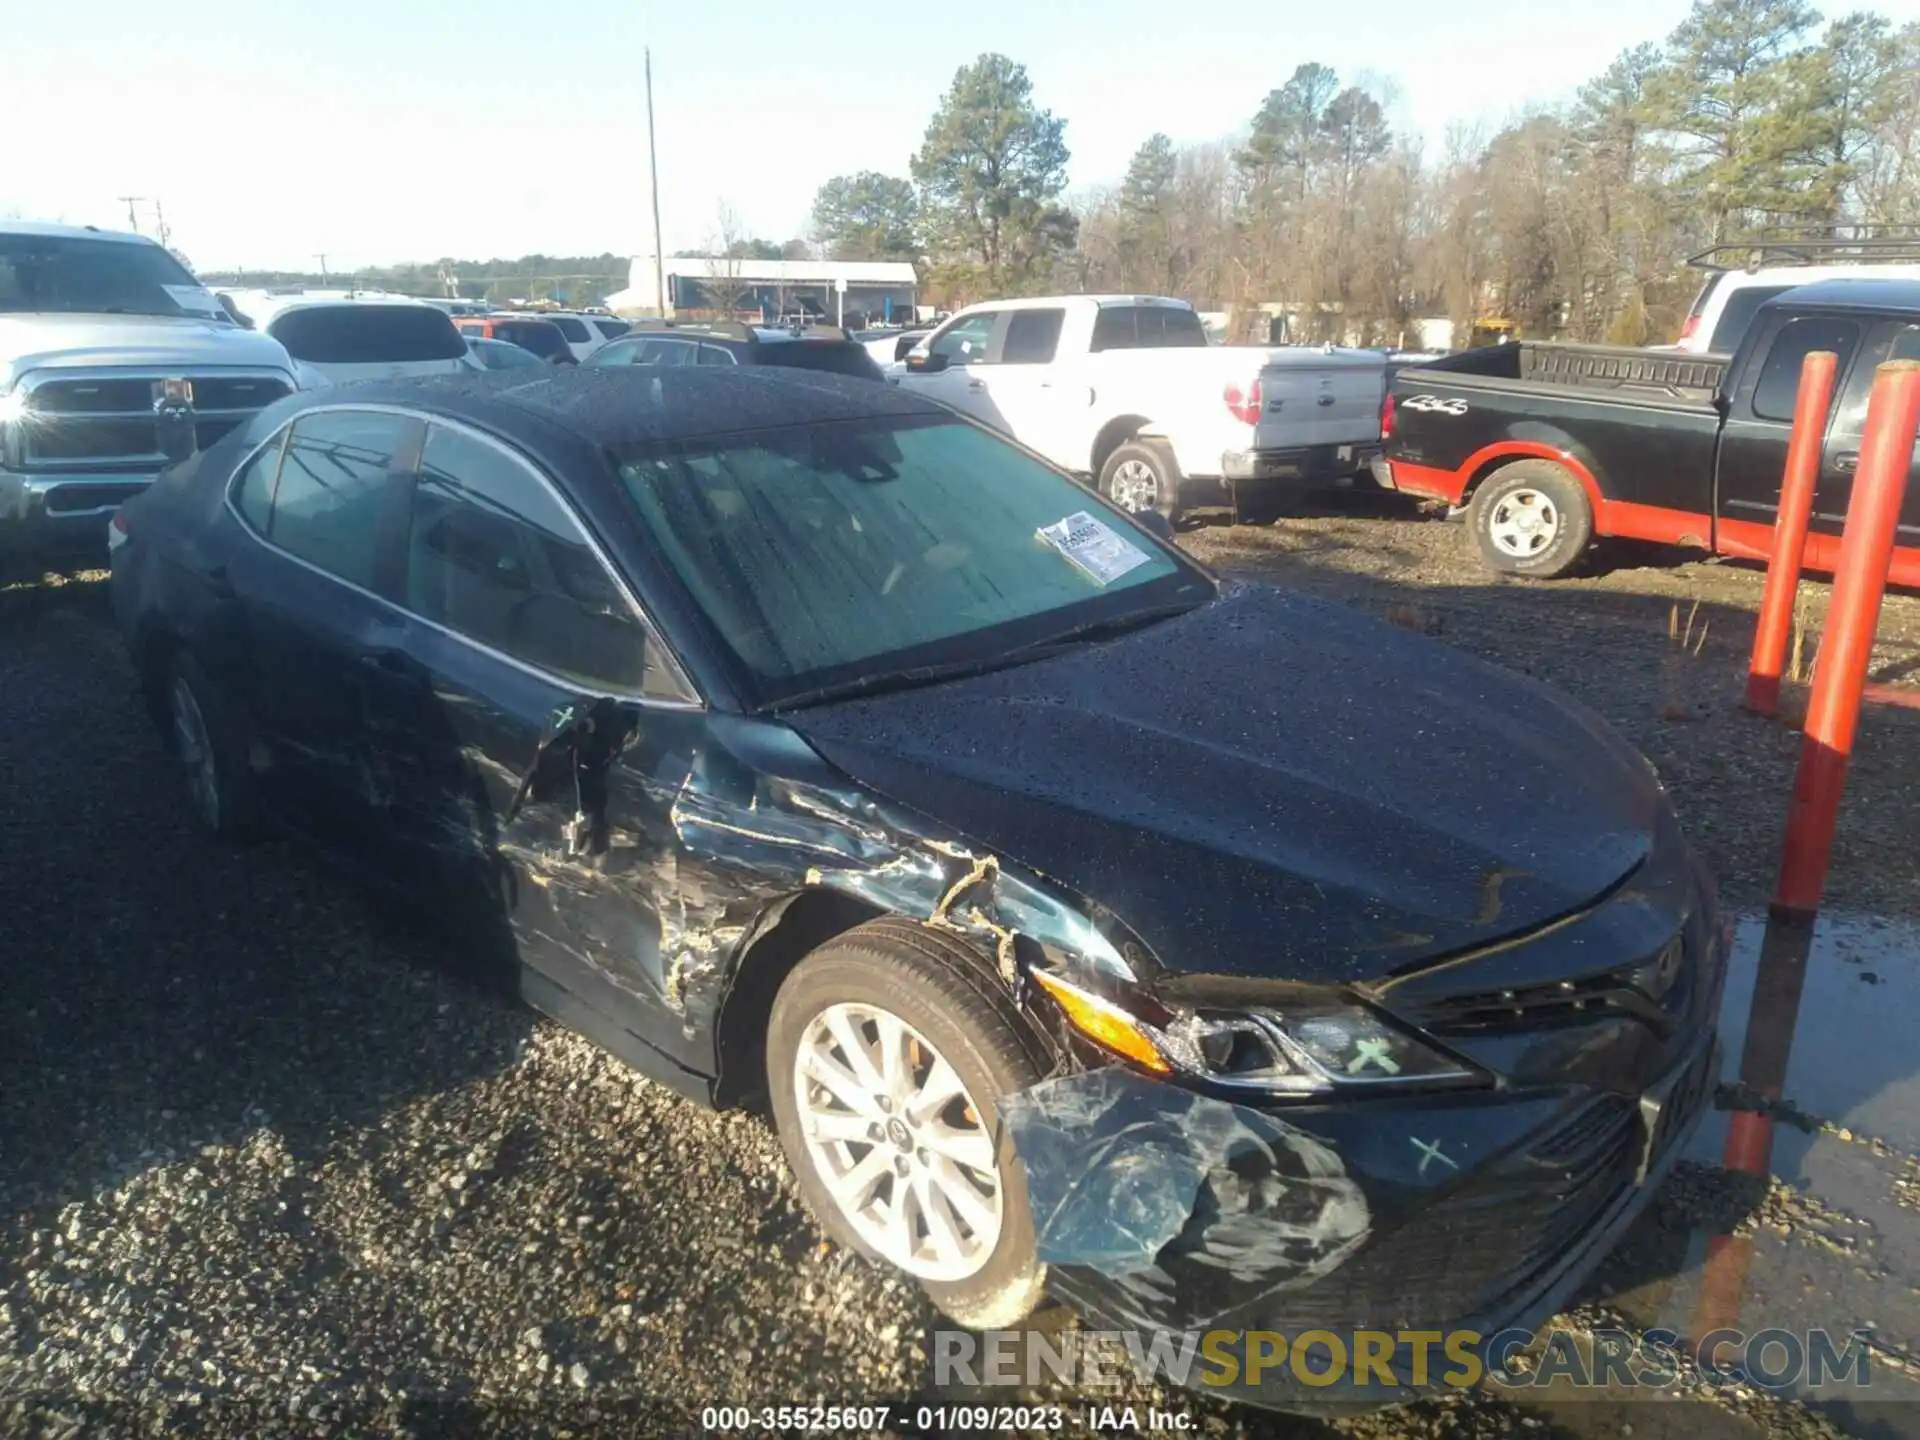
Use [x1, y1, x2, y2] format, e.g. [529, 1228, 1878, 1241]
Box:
[169, 676, 220, 830]
[1487, 487, 1560, 559]
[791, 1001, 1003, 1283]
[1107, 458, 1161, 514]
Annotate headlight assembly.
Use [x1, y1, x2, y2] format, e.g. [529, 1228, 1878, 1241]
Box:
[1033, 969, 1484, 1096]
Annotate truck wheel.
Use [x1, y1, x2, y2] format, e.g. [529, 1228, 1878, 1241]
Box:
[766, 918, 1049, 1330]
[1100, 440, 1184, 528]
[1469, 461, 1593, 579]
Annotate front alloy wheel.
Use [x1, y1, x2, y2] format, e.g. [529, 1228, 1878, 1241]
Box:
[766, 919, 1048, 1328]
[792, 1002, 1003, 1283]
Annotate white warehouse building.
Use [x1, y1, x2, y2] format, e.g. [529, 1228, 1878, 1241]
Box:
[606, 256, 919, 326]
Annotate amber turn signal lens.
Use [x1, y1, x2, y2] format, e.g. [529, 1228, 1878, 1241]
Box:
[1031, 970, 1172, 1075]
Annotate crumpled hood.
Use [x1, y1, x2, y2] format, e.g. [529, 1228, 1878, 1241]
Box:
[0, 314, 295, 383]
[785, 583, 1665, 985]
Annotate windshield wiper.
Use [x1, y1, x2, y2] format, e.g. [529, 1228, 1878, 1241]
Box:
[1012, 597, 1207, 655]
[769, 651, 1051, 712]
[766, 598, 1207, 713]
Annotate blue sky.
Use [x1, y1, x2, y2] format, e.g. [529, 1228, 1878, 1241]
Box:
[8, 0, 1920, 273]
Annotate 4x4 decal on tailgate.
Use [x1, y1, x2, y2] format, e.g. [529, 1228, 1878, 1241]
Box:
[1403, 394, 1470, 416]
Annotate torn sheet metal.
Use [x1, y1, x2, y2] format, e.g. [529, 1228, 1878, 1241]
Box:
[999, 1066, 1369, 1327]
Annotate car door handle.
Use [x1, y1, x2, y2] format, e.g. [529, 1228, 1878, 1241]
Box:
[967, 379, 985, 391]
[1834, 452, 1860, 473]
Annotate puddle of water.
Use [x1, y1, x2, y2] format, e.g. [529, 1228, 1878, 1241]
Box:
[1692, 910, 1920, 1164]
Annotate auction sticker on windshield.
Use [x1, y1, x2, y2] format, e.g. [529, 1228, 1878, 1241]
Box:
[161, 284, 223, 317]
[1037, 511, 1150, 586]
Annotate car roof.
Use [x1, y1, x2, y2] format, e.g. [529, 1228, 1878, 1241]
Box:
[1768, 278, 1920, 315]
[1, 221, 152, 245]
[288, 366, 947, 451]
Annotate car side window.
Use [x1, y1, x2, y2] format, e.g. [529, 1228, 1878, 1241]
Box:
[638, 338, 698, 367]
[1000, 308, 1064, 365]
[230, 426, 290, 533]
[404, 423, 689, 699]
[1830, 322, 1920, 436]
[265, 410, 416, 588]
[1751, 318, 1862, 423]
[929, 312, 997, 366]
[697, 343, 738, 365]
[590, 339, 643, 367]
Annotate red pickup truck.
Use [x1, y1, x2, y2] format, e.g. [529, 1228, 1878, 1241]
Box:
[1378, 280, 1920, 581]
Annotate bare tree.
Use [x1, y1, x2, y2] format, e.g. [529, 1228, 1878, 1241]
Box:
[701, 201, 754, 319]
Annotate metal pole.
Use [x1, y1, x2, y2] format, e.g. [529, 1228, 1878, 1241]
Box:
[1773, 360, 1920, 918]
[646, 46, 667, 318]
[315, 253, 329, 282]
[1745, 350, 1837, 716]
[118, 197, 146, 233]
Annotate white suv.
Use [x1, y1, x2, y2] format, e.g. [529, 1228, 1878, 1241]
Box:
[1675, 239, 1920, 354]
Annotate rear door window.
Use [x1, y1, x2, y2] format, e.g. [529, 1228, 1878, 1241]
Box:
[498, 322, 568, 361]
[550, 316, 591, 342]
[263, 410, 420, 588]
[594, 319, 631, 340]
[1001, 309, 1065, 364]
[637, 338, 698, 366]
[267, 306, 469, 363]
[698, 344, 738, 365]
[1091, 305, 1208, 351]
[1708, 286, 1794, 356]
[403, 424, 685, 697]
[1751, 317, 1863, 422]
[231, 426, 291, 533]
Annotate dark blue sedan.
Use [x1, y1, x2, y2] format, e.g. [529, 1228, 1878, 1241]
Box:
[108, 367, 1723, 1408]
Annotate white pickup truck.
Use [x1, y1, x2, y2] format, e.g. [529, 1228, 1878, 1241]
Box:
[1, 223, 299, 576]
[891, 294, 1388, 524]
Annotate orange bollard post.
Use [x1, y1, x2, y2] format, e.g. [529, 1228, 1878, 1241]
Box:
[1745, 350, 1839, 717]
[1773, 361, 1920, 918]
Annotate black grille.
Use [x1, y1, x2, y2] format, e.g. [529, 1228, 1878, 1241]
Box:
[29, 418, 161, 462]
[1413, 937, 1689, 1036]
[194, 377, 292, 410]
[28, 378, 153, 414]
[196, 418, 243, 449]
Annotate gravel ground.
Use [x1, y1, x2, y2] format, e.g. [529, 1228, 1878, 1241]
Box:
[4, 517, 1911, 1438]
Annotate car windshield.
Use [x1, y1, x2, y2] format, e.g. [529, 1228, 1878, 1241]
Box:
[616, 415, 1212, 708]
[268, 305, 469, 363]
[0, 234, 227, 319]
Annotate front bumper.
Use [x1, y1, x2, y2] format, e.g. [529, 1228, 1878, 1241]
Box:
[0, 468, 159, 563]
[1022, 1030, 1718, 1410]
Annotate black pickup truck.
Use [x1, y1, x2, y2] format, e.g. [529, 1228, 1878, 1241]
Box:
[1378, 279, 1920, 580]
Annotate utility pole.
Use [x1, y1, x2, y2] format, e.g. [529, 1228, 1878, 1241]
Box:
[645, 45, 666, 317]
[314, 253, 329, 281]
[154, 198, 171, 251]
[118, 196, 147, 233]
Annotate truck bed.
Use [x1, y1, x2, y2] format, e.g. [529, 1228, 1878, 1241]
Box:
[1411, 342, 1729, 401]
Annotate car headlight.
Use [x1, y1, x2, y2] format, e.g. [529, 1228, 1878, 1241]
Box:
[1033, 970, 1484, 1095]
[0, 387, 28, 426]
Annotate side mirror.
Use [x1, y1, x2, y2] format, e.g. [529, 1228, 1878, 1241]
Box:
[905, 351, 949, 375]
[1133, 510, 1174, 542]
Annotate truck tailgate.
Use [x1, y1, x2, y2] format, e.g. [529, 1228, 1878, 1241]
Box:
[1255, 353, 1385, 449]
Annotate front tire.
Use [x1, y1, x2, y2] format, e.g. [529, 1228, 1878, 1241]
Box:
[766, 919, 1048, 1329]
[1468, 459, 1593, 579]
[1099, 440, 1184, 529]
